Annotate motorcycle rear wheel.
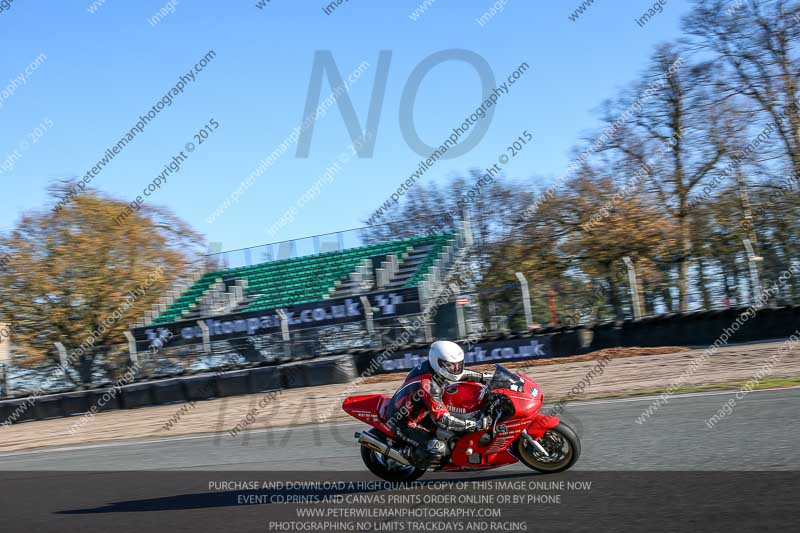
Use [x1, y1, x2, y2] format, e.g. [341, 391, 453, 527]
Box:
[360, 434, 426, 482]
[360, 446, 426, 482]
[516, 422, 581, 474]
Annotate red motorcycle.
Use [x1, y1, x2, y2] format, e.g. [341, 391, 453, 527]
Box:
[342, 364, 581, 481]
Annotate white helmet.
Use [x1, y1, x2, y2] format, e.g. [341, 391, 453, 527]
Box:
[429, 340, 465, 381]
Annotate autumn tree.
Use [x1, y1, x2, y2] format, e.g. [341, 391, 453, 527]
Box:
[482, 161, 678, 323]
[0, 182, 204, 384]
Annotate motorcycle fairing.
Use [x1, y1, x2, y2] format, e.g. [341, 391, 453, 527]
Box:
[342, 394, 394, 436]
[525, 414, 561, 439]
[342, 365, 563, 472]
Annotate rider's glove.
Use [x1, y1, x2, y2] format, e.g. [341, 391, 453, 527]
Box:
[465, 416, 492, 432]
[481, 372, 494, 384]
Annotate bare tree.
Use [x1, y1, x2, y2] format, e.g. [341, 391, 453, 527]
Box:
[684, 0, 800, 176]
[599, 45, 729, 312]
[360, 173, 531, 271]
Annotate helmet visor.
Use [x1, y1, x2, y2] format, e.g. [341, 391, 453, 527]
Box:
[438, 358, 463, 376]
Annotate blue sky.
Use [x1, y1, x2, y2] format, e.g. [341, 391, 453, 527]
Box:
[0, 0, 690, 252]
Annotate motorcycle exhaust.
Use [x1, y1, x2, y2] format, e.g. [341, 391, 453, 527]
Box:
[355, 431, 413, 466]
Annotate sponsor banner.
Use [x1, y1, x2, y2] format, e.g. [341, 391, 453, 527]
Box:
[133, 288, 420, 345]
[380, 336, 552, 373]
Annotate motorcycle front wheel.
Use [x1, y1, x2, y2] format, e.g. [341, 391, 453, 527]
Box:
[516, 421, 581, 474]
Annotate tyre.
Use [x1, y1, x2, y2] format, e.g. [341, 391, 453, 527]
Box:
[359, 431, 426, 483]
[516, 422, 581, 474]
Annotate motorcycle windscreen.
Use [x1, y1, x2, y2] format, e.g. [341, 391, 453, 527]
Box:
[487, 365, 526, 392]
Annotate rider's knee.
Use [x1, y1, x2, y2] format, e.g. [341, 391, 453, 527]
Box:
[426, 439, 447, 460]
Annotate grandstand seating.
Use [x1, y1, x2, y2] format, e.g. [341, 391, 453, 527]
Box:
[150, 233, 454, 326]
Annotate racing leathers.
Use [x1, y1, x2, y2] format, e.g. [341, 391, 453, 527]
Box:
[385, 361, 490, 466]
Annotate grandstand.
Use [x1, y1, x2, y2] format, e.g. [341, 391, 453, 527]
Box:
[149, 233, 455, 326]
[130, 222, 475, 364]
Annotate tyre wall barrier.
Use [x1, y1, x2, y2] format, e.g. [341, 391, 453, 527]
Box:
[547, 329, 584, 358]
[62, 391, 92, 417]
[283, 355, 358, 389]
[0, 355, 360, 426]
[249, 366, 282, 392]
[1, 398, 37, 424]
[90, 388, 122, 412]
[151, 379, 186, 405]
[2, 305, 798, 425]
[586, 305, 800, 351]
[356, 332, 583, 376]
[354, 305, 800, 375]
[216, 369, 252, 397]
[33, 395, 64, 421]
[183, 375, 218, 401]
[120, 383, 154, 409]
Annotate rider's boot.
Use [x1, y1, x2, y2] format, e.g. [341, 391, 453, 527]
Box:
[408, 439, 446, 469]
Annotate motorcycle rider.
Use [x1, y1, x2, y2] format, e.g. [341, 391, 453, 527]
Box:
[385, 340, 493, 468]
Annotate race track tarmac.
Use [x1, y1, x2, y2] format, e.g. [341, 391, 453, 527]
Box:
[1, 387, 797, 471]
[1, 388, 798, 532]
